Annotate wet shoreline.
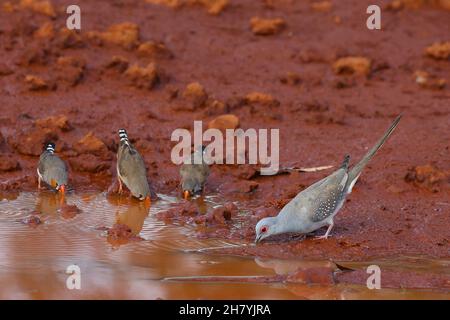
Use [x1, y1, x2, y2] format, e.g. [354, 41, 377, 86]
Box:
[0, 0, 449, 298]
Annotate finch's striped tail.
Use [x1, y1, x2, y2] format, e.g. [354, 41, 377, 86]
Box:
[118, 129, 130, 146]
[45, 142, 55, 153]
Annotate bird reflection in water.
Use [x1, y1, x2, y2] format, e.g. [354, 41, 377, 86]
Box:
[35, 190, 81, 219]
[106, 197, 150, 247]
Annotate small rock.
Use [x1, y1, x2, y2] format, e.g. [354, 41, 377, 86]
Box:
[250, 17, 286, 36]
[425, 41, 450, 60]
[88, 22, 140, 49]
[106, 223, 143, 246]
[196, 203, 238, 226]
[105, 56, 129, 73]
[333, 56, 371, 76]
[20, 0, 56, 17]
[147, 0, 228, 14]
[207, 114, 239, 131]
[74, 132, 109, 157]
[405, 165, 450, 193]
[56, 56, 86, 86]
[414, 70, 446, 90]
[245, 92, 279, 107]
[35, 115, 72, 132]
[183, 82, 208, 109]
[145, 0, 181, 9]
[386, 0, 422, 10]
[124, 63, 159, 90]
[311, 1, 333, 12]
[137, 41, 173, 59]
[202, 0, 229, 15]
[24, 74, 51, 91]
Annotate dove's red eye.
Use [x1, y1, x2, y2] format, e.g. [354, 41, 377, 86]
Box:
[261, 226, 268, 233]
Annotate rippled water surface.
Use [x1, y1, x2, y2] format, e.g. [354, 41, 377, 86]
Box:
[0, 191, 448, 299]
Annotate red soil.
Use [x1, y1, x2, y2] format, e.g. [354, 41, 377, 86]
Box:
[0, 0, 449, 266]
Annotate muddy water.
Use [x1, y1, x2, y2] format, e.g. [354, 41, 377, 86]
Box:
[0, 192, 448, 299]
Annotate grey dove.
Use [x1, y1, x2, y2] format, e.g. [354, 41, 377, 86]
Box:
[117, 129, 151, 204]
[180, 145, 210, 199]
[255, 115, 402, 243]
[37, 142, 68, 194]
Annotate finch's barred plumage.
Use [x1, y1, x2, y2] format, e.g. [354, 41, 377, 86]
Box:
[37, 142, 68, 191]
[180, 145, 210, 198]
[116, 129, 151, 201]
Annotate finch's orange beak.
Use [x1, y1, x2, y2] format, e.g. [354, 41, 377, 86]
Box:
[183, 190, 190, 200]
[59, 185, 65, 205]
[144, 196, 151, 208]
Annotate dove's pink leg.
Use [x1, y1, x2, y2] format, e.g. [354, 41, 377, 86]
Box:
[315, 221, 334, 240]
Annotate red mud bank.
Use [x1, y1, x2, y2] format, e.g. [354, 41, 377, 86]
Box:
[0, 0, 449, 263]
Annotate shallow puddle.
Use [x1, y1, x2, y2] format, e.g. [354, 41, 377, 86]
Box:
[0, 191, 448, 299]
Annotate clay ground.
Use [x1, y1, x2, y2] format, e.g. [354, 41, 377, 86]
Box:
[0, 0, 449, 267]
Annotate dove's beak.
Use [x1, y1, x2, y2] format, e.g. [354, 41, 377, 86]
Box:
[255, 234, 262, 244]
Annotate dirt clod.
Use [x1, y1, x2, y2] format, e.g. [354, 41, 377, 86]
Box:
[405, 165, 450, 192]
[124, 63, 159, 90]
[311, 1, 333, 12]
[35, 115, 72, 132]
[414, 70, 446, 90]
[333, 57, 371, 76]
[250, 17, 286, 36]
[74, 132, 109, 158]
[207, 114, 239, 131]
[24, 75, 51, 91]
[19, 0, 56, 17]
[88, 22, 140, 49]
[183, 82, 208, 109]
[425, 41, 450, 60]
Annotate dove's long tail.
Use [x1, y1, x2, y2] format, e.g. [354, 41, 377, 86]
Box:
[345, 115, 402, 193]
